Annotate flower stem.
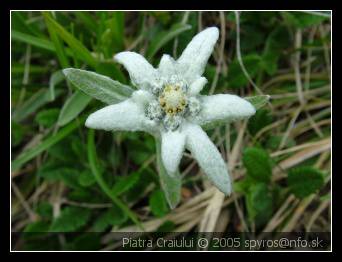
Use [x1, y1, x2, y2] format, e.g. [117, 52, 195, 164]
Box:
[87, 129, 143, 230]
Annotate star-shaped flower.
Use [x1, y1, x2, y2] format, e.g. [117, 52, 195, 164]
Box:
[84, 27, 256, 197]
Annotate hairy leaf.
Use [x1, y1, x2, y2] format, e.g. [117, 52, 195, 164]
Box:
[63, 68, 133, 104]
[288, 166, 325, 198]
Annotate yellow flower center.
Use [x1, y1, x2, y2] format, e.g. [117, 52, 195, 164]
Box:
[159, 84, 187, 115]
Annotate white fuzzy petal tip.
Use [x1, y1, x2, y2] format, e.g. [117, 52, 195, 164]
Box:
[158, 54, 178, 77]
[177, 27, 219, 84]
[114, 51, 156, 89]
[188, 77, 208, 96]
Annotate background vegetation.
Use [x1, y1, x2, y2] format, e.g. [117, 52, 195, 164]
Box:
[11, 11, 331, 250]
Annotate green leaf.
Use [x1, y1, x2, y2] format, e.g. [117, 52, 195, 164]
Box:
[288, 166, 325, 199]
[233, 177, 254, 194]
[47, 137, 79, 163]
[247, 109, 273, 135]
[149, 189, 169, 217]
[246, 183, 273, 225]
[24, 220, 50, 233]
[42, 12, 97, 68]
[146, 23, 192, 60]
[58, 90, 92, 126]
[35, 202, 53, 220]
[63, 68, 133, 104]
[65, 233, 101, 251]
[111, 172, 141, 197]
[93, 205, 128, 231]
[155, 139, 181, 209]
[11, 118, 82, 171]
[38, 166, 80, 189]
[78, 169, 96, 187]
[245, 95, 270, 110]
[35, 108, 60, 128]
[50, 207, 91, 232]
[156, 221, 176, 232]
[243, 147, 272, 183]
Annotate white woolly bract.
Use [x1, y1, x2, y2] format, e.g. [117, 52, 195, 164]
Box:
[183, 123, 231, 195]
[85, 99, 156, 134]
[193, 94, 256, 126]
[158, 54, 178, 77]
[177, 27, 219, 84]
[188, 77, 208, 96]
[161, 130, 186, 175]
[114, 51, 157, 89]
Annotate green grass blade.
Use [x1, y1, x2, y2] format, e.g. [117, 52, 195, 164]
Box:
[74, 12, 98, 33]
[11, 30, 74, 57]
[12, 88, 63, 123]
[110, 12, 124, 51]
[42, 12, 97, 68]
[11, 119, 82, 171]
[11, 12, 43, 37]
[12, 30, 55, 52]
[43, 12, 70, 68]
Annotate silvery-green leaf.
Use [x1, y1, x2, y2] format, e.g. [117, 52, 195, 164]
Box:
[245, 95, 270, 110]
[63, 68, 134, 105]
[156, 139, 181, 209]
[58, 90, 92, 126]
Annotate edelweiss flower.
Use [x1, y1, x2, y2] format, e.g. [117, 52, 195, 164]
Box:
[85, 27, 256, 195]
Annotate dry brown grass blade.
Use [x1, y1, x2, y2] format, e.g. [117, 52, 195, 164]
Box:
[273, 137, 331, 176]
[306, 199, 330, 232]
[199, 121, 247, 232]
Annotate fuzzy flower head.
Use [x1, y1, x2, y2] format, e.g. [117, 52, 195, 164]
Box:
[85, 27, 256, 195]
